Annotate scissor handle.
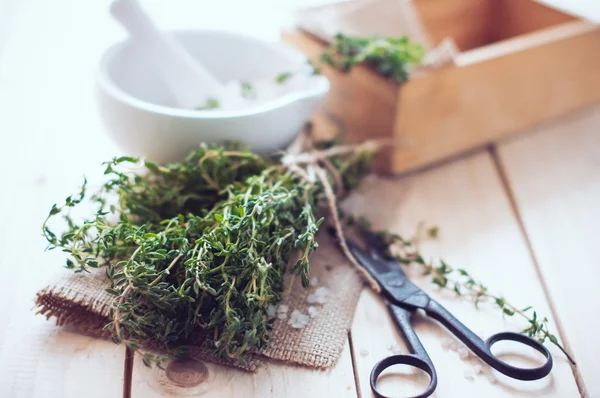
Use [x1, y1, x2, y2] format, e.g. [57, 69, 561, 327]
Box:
[371, 304, 438, 398]
[483, 332, 553, 380]
[425, 298, 553, 381]
[371, 355, 436, 398]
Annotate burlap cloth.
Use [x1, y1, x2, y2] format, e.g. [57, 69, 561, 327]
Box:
[35, 231, 364, 372]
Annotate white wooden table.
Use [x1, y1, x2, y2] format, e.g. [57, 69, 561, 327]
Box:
[0, 1, 598, 397]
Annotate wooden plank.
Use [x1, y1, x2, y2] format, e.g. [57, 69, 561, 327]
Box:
[342, 153, 581, 397]
[0, 172, 126, 398]
[0, 317, 126, 398]
[497, 105, 600, 397]
[130, 338, 357, 397]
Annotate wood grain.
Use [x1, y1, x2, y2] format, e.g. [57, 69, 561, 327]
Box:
[130, 339, 357, 397]
[498, 105, 600, 397]
[341, 153, 581, 397]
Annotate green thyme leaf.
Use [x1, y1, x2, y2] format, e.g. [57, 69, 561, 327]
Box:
[275, 72, 293, 84]
[313, 34, 425, 84]
[197, 98, 220, 110]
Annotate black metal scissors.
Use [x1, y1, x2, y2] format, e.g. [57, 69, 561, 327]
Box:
[344, 232, 553, 398]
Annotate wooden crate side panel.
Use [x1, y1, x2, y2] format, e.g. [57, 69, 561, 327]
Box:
[392, 27, 600, 174]
[491, 0, 578, 42]
[413, 0, 493, 50]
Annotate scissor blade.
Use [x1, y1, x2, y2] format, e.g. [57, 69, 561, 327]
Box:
[346, 237, 407, 285]
[347, 236, 430, 309]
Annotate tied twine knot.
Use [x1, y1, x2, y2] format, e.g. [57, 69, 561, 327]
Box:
[280, 125, 384, 293]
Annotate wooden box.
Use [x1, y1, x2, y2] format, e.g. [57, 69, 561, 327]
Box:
[284, 0, 600, 174]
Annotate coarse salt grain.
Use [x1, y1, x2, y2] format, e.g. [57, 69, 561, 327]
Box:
[473, 364, 483, 375]
[309, 276, 319, 287]
[267, 305, 277, 319]
[308, 306, 319, 317]
[276, 304, 289, 320]
[457, 347, 469, 359]
[307, 287, 329, 304]
[288, 309, 310, 329]
[277, 304, 288, 313]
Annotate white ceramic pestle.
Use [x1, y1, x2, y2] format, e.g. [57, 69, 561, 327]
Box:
[110, 0, 223, 108]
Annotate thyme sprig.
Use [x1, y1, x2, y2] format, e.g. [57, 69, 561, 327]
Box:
[314, 33, 425, 83]
[43, 142, 373, 366]
[359, 221, 575, 364]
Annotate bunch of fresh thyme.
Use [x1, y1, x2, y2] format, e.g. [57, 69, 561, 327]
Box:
[313, 33, 425, 83]
[279, 33, 425, 87]
[359, 221, 575, 364]
[43, 142, 373, 366]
